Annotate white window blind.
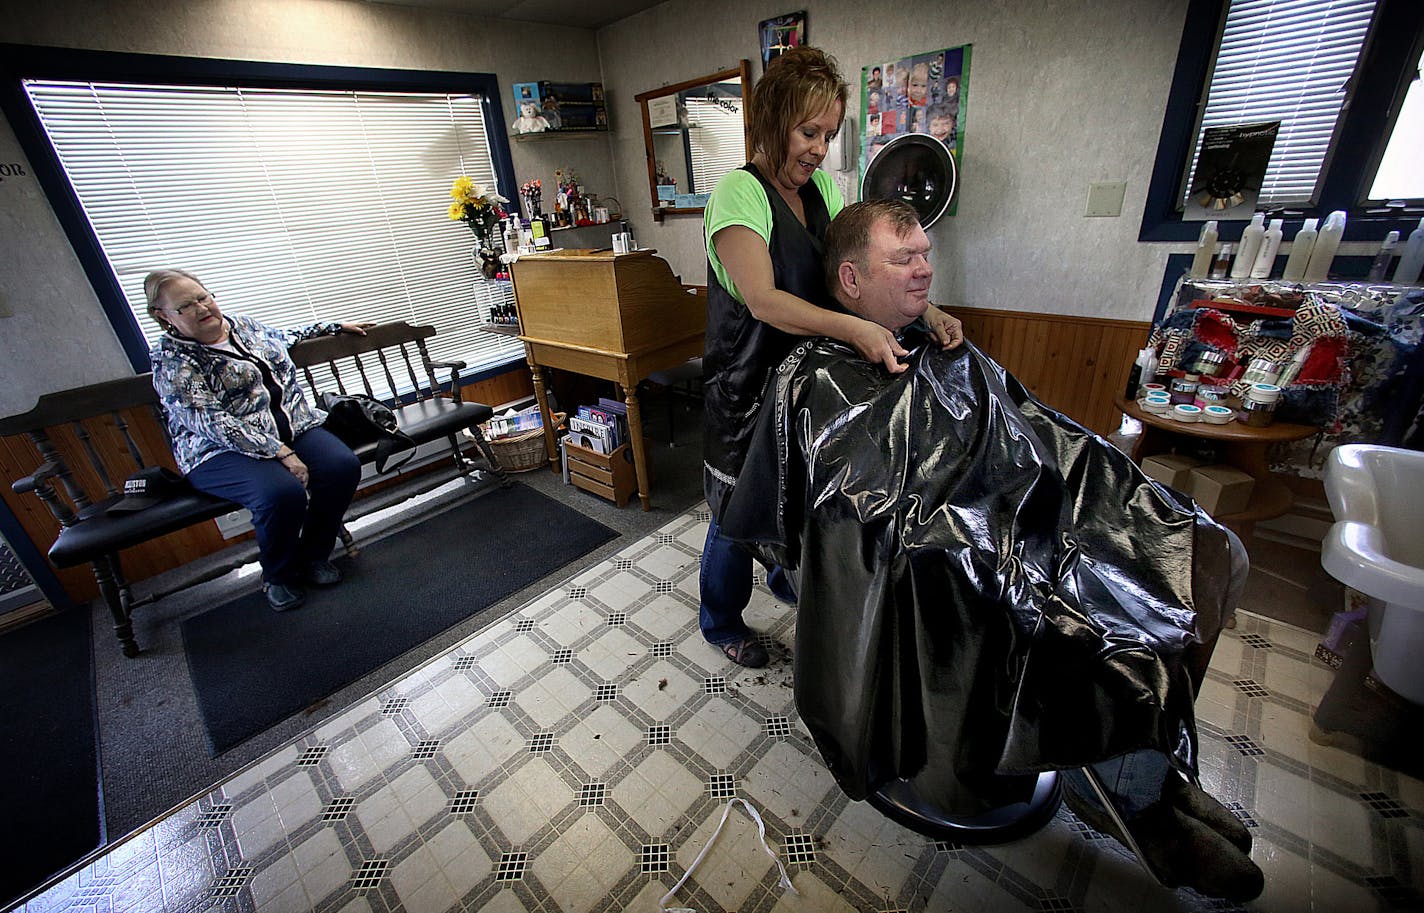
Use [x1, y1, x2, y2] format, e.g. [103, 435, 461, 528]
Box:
[685, 95, 745, 194]
[1183, 0, 1377, 209]
[24, 80, 523, 391]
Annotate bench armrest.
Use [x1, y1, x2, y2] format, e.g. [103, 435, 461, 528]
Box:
[12, 461, 79, 526]
[426, 359, 467, 402]
[12, 460, 59, 495]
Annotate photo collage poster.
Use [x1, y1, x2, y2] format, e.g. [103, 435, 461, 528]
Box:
[862, 45, 970, 214]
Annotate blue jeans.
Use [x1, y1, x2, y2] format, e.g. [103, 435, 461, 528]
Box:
[187, 427, 362, 586]
[1062, 749, 1173, 819]
[699, 515, 795, 646]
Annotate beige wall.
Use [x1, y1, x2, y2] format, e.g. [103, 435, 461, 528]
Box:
[599, 0, 1195, 323]
[0, 0, 615, 416]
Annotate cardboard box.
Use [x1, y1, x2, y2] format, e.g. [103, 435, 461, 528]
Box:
[1140, 454, 1203, 492]
[1186, 464, 1255, 515]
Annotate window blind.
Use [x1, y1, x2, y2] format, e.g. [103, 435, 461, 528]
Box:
[685, 96, 745, 194]
[24, 80, 523, 390]
[1183, 0, 1377, 209]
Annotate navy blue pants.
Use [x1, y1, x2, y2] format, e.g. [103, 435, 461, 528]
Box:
[699, 514, 795, 645]
[187, 427, 362, 586]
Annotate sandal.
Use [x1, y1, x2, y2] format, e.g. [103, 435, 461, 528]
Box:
[719, 637, 769, 669]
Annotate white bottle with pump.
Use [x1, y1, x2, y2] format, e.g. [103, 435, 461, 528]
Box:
[1189, 220, 1219, 279]
[1249, 218, 1284, 279]
[1393, 217, 1424, 286]
[1231, 212, 1266, 279]
[1303, 210, 1347, 283]
[1281, 218, 1318, 282]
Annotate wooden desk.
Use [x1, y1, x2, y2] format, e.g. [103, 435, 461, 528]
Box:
[509, 249, 706, 511]
[1115, 395, 1319, 540]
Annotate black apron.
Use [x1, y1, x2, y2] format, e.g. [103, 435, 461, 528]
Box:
[702, 163, 833, 519]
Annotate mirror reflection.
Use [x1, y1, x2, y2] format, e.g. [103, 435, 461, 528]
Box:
[637, 61, 751, 219]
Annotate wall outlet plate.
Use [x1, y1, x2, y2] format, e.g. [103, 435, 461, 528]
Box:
[1085, 181, 1127, 217]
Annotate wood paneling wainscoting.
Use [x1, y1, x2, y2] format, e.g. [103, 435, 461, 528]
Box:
[0, 365, 535, 605]
[953, 305, 1151, 436]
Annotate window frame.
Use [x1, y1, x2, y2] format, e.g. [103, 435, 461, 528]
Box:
[1139, 0, 1424, 243]
[0, 43, 520, 375]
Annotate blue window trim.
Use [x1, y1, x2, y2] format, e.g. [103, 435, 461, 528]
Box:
[1139, 0, 1424, 244]
[0, 43, 524, 375]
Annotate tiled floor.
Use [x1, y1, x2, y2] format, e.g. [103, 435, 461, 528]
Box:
[13, 506, 1424, 913]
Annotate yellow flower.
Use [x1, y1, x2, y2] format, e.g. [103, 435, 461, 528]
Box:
[448, 201, 465, 221]
[450, 176, 475, 201]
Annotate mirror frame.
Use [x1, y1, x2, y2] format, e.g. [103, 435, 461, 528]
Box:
[634, 60, 752, 221]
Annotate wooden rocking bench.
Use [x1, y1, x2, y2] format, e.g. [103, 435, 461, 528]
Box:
[1, 321, 507, 657]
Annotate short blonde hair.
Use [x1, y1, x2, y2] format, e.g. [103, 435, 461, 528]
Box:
[747, 47, 848, 173]
[143, 268, 207, 318]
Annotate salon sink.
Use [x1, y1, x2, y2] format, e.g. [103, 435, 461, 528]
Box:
[1321, 444, 1424, 704]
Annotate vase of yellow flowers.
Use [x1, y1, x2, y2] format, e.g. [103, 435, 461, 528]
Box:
[448, 176, 509, 279]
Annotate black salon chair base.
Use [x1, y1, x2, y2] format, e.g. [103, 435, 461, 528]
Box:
[867, 771, 1062, 845]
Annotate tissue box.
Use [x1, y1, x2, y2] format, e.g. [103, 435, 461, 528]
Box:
[1140, 454, 1203, 491]
[1186, 464, 1255, 515]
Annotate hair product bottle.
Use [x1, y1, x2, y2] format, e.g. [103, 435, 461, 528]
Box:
[1393, 217, 1424, 285]
[1281, 218, 1319, 282]
[1210, 242, 1233, 279]
[1189, 220, 1219, 279]
[503, 218, 521, 258]
[1231, 212, 1266, 279]
[1249, 218, 1285, 279]
[1303, 210, 1347, 283]
[1368, 231, 1401, 282]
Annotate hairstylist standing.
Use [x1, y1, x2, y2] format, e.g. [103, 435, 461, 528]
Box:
[700, 47, 963, 667]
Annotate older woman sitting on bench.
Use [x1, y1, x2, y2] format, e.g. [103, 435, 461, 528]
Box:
[146, 268, 370, 612]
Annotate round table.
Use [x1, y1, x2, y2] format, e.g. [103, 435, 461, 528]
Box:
[1115, 395, 1319, 541]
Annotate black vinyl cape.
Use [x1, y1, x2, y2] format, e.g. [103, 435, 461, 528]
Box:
[722, 334, 1233, 815]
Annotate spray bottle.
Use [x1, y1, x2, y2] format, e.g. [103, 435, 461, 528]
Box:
[1231, 212, 1266, 279]
[1302, 210, 1347, 283]
[1367, 231, 1401, 282]
[1280, 218, 1319, 282]
[1189, 220, 1219, 279]
[1249, 218, 1284, 279]
[1393, 217, 1424, 286]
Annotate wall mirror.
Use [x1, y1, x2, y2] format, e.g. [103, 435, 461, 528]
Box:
[635, 61, 752, 221]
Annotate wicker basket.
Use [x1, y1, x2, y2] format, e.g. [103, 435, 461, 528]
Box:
[486, 412, 562, 473]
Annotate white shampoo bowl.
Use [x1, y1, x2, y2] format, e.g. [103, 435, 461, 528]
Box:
[1321, 444, 1424, 704]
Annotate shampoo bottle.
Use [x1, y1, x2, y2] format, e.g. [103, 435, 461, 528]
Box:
[503, 218, 521, 258]
[1249, 218, 1284, 279]
[1367, 231, 1401, 282]
[1303, 210, 1347, 283]
[1393, 217, 1424, 285]
[1189, 220, 1219, 279]
[1280, 218, 1319, 282]
[1231, 212, 1266, 279]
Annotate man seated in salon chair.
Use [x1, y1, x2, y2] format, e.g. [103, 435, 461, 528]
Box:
[721, 200, 1263, 901]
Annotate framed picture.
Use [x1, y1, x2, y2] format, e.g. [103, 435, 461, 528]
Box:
[862, 44, 972, 217]
[759, 12, 807, 71]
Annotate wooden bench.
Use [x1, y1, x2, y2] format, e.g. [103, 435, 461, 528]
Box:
[1, 321, 507, 657]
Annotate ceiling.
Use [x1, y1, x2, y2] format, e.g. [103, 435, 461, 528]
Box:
[365, 0, 670, 30]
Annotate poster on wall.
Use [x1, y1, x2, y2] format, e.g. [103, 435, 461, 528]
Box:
[1183, 121, 1280, 220]
[759, 12, 807, 71]
[862, 44, 971, 216]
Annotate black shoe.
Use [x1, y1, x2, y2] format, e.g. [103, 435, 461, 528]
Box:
[1162, 774, 1252, 854]
[1063, 785, 1264, 902]
[717, 636, 769, 669]
[264, 582, 306, 612]
[305, 560, 342, 587]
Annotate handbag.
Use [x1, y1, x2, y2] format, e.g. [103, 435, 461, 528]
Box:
[319, 392, 418, 473]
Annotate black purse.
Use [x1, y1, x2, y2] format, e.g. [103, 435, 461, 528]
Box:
[319, 392, 418, 473]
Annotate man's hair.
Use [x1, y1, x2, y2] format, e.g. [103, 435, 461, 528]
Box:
[823, 199, 921, 295]
[143, 268, 207, 315]
[747, 47, 848, 172]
